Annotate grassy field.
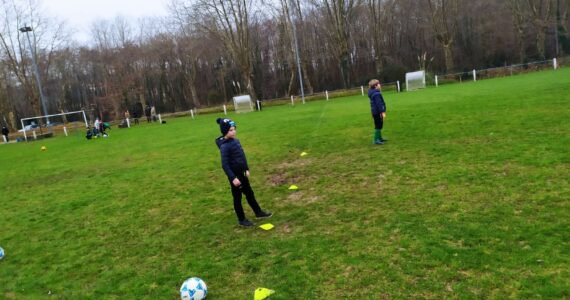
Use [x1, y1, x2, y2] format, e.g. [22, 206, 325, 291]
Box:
[0, 68, 569, 299]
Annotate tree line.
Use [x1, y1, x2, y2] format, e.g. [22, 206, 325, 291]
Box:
[0, 0, 569, 128]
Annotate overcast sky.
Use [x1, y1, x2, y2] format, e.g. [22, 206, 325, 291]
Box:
[43, 0, 169, 42]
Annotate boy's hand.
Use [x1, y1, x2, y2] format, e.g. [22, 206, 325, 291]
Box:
[381, 112, 386, 119]
[245, 170, 250, 177]
[232, 178, 241, 187]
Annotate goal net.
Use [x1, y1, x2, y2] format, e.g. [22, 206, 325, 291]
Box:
[406, 70, 426, 91]
[20, 110, 88, 141]
[233, 95, 253, 113]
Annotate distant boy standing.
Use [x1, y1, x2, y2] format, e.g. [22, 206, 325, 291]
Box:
[150, 105, 157, 122]
[368, 79, 388, 145]
[145, 104, 152, 123]
[2, 125, 9, 142]
[215, 118, 272, 227]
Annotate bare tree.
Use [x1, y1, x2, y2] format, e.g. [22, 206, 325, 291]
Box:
[274, 0, 314, 96]
[310, 0, 359, 88]
[0, 0, 68, 123]
[172, 0, 260, 99]
[526, 0, 555, 59]
[507, 0, 529, 63]
[168, 5, 206, 107]
[367, 0, 396, 75]
[426, 0, 458, 72]
[111, 16, 134, 48]
[557, 0, 570, 54]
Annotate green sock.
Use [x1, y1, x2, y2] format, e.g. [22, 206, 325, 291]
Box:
[374, 129, 380, 142]
[378, 130, 383, 141]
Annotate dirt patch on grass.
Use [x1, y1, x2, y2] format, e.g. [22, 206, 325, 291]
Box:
[287, 191, 304, 201]
[279, 223, 293, 234]
[275, 158, 314, 170]
[4, 292, 16, 299]
[266, 173, 304, 187]
[147, 207, 161, 216]
[282, 191, 322, 205]
[266, 157, 316, 186]
[267, 173, 287, 186]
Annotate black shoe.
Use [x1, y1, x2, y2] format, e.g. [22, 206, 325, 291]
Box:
[374, 140, 384, 145]
[381, 138, 388, 142]
[238, 219, 255, 227]
[255, 211, 273, 219]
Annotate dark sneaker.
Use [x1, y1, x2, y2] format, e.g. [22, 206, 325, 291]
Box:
[255, 211, 273, 219]
[238, 219, 255, 227]
[374, 140, 384, 145]
[381, 138, 388, 142]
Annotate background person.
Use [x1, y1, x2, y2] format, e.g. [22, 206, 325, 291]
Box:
[93, 118, 101, 136]
[145, 104, 152, 123]
[2, 125, 9, 142]
[124, 110, 130, 122]
[132, 111, 140, 125]
[150, 105, 157, 122]
[85, 126, 93, 140]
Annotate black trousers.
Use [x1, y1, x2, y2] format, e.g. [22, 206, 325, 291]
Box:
[229, 173, 262, 221]
[372, 113, 384, 130]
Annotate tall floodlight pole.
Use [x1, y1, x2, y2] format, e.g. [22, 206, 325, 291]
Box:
[289, 0, 305, 104]
[19, 25, 49, 124]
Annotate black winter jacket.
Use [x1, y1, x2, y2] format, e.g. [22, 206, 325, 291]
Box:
[368, 88, 386, 115]
[215, 136, 249, 181]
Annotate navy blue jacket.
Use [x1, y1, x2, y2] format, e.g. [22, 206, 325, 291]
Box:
[368, 88, 386, 115]
[215, 136, 249, 181]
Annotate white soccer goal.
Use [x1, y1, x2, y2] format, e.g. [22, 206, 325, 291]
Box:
[20, 110, 88, 141]
[233, 95, 254, 113]
[406, 70, 426, 91]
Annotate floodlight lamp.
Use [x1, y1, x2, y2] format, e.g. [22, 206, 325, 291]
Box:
[19, 26, 33, 32]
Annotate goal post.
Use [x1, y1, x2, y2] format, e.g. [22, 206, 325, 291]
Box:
[405, 70, 426, 91]
[233, 95, 254, 113]
[20, 110, 88, 141]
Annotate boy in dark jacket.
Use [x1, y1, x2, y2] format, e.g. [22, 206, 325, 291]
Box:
[215, 118, 272, 227]
[368, 79, 388, 144]
[2, 125, 9, 142]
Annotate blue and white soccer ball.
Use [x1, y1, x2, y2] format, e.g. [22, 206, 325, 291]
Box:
[0, 246, 4, 260]
[180, 277, 207, 300]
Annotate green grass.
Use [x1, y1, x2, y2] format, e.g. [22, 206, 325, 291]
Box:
[1, 68, 569, 299]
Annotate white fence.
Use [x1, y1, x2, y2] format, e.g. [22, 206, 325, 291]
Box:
[434, 58, 561, 87]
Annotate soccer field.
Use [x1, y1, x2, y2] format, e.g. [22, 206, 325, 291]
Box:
[1, 68, 569, 299]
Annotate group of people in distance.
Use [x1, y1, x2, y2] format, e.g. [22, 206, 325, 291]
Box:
[85, 118, 109, 140]
[215, 78, 388, 227]
[119, 104, 157, 128]
[85, 103, 161, 139]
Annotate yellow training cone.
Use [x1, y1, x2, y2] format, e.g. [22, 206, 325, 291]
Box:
[288, 185, 298, 190]
[300, 152, 308, 157]
[41, 146, 47, 151]
[259, 223, 274, 231]
[254, 287, 275, 300]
